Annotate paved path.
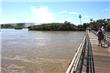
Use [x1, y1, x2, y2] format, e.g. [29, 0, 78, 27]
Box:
[88, 32, 110, 73]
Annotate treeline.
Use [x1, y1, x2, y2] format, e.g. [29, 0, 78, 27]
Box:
[28, 21, 86, 31]
[28, 19, 110, 31]
[1, 23, 25, 29]
[84, 19, 110, 31]
[1, 19, 110, 31]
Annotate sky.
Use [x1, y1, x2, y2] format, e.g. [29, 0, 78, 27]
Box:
[0, 0, 110, 25]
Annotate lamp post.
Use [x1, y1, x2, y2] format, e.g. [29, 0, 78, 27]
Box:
[79, 14, 82, 25]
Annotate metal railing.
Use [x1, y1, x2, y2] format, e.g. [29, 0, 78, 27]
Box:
[103, 34, 110, 47]
[66, 31, 95, 73]
[66, 33, 86, 73]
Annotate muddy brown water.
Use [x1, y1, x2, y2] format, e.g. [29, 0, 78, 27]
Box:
[1, 29, 85, 73]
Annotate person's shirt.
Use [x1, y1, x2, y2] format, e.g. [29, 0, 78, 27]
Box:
[97, 29, 103, 37]
[101, 28, 105, 35]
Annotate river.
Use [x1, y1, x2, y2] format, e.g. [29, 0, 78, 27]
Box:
[1, 29, 85, 73]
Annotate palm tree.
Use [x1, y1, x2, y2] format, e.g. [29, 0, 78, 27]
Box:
[90, 19, 93, 22]
[79, 14, 82, 25]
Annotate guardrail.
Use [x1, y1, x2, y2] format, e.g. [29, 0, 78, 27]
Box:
[66, 31, 95, 73]
[103, 34, 110, 47]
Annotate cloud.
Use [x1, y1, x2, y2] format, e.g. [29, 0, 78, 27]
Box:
[60, 10, 80, 15]
[83, 15, 90, 18]
[68, 12, 79, 15]
[31, 6, 55, 23]
[59, 10, 68, 14]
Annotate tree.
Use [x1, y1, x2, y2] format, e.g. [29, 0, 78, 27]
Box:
[14, 23, 25, 29]
[79, 14, 82, 25]
[90, 19, 93, 22]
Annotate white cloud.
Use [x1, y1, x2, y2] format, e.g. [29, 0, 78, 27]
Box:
[68, 12, 79, 15]
[60, 10, 80, 15]
[31, 6, 55, 23]
[0, 19, 24, 24]
[59, 10, 68, 14]
[83, 15, 90, 18]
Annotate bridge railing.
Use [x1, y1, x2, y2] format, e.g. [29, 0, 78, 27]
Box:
[66, 30, 95, 73]
[66, 32, 88, 73]
[91, 30, 110, 47]
[103, 34, 110, 47]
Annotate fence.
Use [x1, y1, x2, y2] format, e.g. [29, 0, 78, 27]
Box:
[66, 31, 95, 73]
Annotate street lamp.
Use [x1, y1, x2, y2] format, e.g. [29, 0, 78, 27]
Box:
[79, 14, 82, 25]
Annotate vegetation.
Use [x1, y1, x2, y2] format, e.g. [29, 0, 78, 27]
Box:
[84, 19, 110, 31]
[28, 19, 110, 31]
[14, 23, 25, 29]
[1, 23, 25, 29]
[1, 24, 15, 29]
[1, 19, 110, 31]
[28, 21, 85, 31]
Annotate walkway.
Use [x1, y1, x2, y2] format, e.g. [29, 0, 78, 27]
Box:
[88, 31, 110, 73]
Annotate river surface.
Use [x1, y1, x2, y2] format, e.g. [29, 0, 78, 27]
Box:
[1, 29, 85, 73]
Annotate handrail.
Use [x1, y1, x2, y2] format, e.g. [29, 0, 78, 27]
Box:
[103, 34, 110, 47]
[66, 30, 95, 73]
[66, 33, 87, 73]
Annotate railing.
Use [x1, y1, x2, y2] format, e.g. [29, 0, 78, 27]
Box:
[66, 31, 95, 73]
[66, 33, 86, 73]
[103, 34, 110, 47]
[91, 30, 110, 47]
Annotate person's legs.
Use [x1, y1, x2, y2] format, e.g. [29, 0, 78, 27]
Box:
[102, 35, 105, 45]
[101, 40, 103, 47]
[103, 38, 105, 45]
[98, 39, 101, 46]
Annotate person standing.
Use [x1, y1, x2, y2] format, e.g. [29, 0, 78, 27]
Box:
[101, 26, 106, 45]
[97, 28, 104, 47]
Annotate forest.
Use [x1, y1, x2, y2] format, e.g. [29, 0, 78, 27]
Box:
[28, 19, 110, 31]
[1, 19, 110, 31]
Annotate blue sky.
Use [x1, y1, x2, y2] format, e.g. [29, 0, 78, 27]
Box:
[1, 0, 110, 25]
